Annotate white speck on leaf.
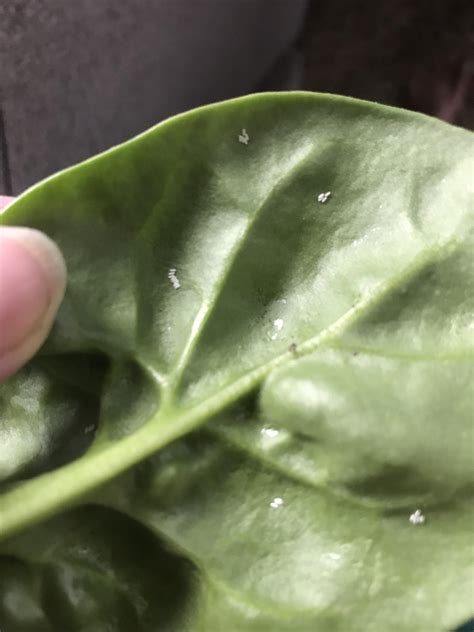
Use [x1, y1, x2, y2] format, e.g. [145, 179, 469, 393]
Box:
[238, 128, 249, 145]
[274, 318, 284, 330]
[270, 317, 284, 340]
[317, 191, 332, 204]
[409, 509, 426, 525]
[270, 497, 284, 509]
[167, 268, 181, 289]
[261, 427, 279, 438]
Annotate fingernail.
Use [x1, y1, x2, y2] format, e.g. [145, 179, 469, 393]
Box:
[0, 227, 66, 379]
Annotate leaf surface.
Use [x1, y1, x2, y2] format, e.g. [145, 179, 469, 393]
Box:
[0, 93, 472, 631]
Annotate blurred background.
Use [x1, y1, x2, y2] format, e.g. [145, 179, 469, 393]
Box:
[0, 0, 473, 195]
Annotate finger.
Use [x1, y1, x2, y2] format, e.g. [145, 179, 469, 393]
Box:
[0, 196, 15, 213]
[0, 227, 67, 381]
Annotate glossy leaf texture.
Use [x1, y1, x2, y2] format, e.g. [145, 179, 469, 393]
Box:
[0, 93, 473, 631]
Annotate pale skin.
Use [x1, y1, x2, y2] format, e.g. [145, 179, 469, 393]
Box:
[0, 196, 67, 382]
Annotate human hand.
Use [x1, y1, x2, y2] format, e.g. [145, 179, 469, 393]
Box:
[0, 196, 67, 381]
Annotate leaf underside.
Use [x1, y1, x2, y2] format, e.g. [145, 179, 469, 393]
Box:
[0, 93, 473, 631]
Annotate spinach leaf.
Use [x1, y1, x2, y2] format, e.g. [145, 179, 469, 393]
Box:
[0, 93, 472, 631]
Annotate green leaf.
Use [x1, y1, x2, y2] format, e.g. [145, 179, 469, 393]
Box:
[0, 506, 194, 631]
[0, 93, 473, 631]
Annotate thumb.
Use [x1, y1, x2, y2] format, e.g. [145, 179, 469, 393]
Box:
[0, 226, 67, 381]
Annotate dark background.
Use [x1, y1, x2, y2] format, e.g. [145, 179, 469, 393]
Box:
[0, 0, 473, 195]
[302, 0, 473, 129]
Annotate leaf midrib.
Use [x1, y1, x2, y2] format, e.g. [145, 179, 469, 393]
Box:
[0, 239, 454, 540]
